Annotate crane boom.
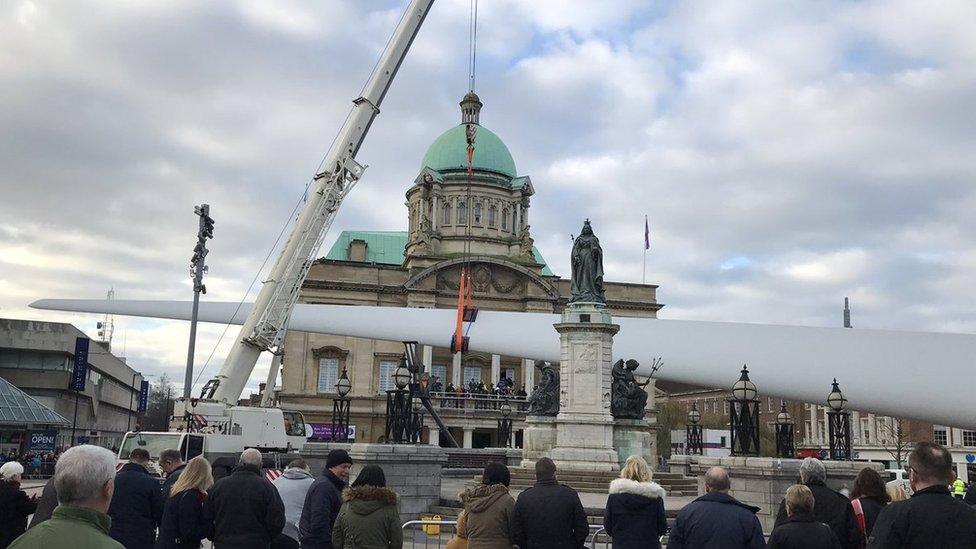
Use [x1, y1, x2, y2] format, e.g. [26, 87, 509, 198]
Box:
[208, 0, 435, 403]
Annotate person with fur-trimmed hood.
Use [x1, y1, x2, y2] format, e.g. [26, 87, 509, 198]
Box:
[331, 465, 402, 549]
[457, 462, 515, 549]
[604, 455, 667, 549]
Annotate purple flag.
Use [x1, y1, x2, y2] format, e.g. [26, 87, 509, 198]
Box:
[644, 216, 650, 250]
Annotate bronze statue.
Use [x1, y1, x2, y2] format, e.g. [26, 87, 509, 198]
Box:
[611, 359, 651, 419]
[527, 360, 559, 416]
[569, 219, 606, 304]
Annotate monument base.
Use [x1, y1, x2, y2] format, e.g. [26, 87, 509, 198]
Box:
[550, 416, 618, 472]
[521, 416, 557, 469]
[613, 418, 656, 469]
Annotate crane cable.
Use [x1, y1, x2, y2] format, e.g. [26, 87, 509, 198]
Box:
[453, 0, 479, 355]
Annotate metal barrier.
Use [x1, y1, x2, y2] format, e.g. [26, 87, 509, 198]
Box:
[401, 519, 459, 549]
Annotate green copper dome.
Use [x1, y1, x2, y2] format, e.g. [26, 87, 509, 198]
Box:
[421, 124, 517, 178]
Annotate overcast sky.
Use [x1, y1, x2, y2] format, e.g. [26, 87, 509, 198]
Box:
[3, 0, 976, 396]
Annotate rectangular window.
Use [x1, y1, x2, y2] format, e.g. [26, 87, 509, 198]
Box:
[768, 397, 774, 413]
[317, 358, 338, 393]
[488, 207, 496, 227]
[934, 426, 948, 446]
[463, 366, 481, 384]
[861, 418, 871, 444]
[378, 360, 398, 393]
[502, 367, 516, 385]
[724, 400, 729, 414]
[804, 421, 812, 441]
[818, 421, 826, 443]
[963, 430, 976, 447]
[431, 364, 447, 387]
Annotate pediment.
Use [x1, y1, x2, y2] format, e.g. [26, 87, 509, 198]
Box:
[404, 256, 559, 300]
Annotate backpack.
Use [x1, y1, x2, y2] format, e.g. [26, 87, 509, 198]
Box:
[851, 498, 867, 549]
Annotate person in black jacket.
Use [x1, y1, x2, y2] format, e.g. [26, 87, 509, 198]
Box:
[767, 484, 841, 549]
[159, 449, 186, 499]
[299, 449, 352, 549]
[668, 466, 765, 549]
[0, 461, 38, 548]
[868, 442, 976, 548]
[156, 456, 213, 549]
[202, 448, 286, 549]
[512, 458, 589, 549]
[774, 458, 862, 549]
[108, 448, 165, 549]
[848, 467, 889, 540]
[604, 455, 667, 549]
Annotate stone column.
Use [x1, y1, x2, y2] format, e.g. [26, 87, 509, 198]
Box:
[491, 354, 501, 386]
[428, 426, 440, 446]
[463, 428, 474, 449]
[422, 345, 433, 373]
[523, 358, 534, 389]
[452, 352, 462, 386]
[548, 302, 619, 472]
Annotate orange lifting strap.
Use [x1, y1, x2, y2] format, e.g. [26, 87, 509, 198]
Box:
[452, 267, 476, 353]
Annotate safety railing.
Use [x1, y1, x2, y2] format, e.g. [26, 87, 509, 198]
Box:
[428, 392, 529, 413]
[401, 519, 459, 549]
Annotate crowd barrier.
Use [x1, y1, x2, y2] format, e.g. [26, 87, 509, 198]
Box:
[402, 520, 764, 548]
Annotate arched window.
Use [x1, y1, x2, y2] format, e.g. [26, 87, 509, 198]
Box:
[513, 208, 519, 232]
[473, 203, 482, 225]
[443, 202, 452, 226]
[501, 208, 508, 231]
[458, 202, 467, 225]
[488, 206, 496, 227]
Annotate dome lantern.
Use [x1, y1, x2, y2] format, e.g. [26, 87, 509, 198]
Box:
[460, 92, 482, 125]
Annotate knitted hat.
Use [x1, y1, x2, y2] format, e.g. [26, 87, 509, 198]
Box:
[326, 449, 352, 469]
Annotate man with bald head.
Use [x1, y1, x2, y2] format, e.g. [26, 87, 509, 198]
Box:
[668, 466, 765, 549]
[203, 448, 285, 549]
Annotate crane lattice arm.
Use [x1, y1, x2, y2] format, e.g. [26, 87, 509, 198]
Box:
[206, 0, 435, 404]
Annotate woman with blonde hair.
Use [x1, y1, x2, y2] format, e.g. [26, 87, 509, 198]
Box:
[156, 456, 213, 549]
[604, 455, 667, 548]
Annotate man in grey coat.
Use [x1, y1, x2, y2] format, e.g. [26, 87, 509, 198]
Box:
[271, 459, 315, 546]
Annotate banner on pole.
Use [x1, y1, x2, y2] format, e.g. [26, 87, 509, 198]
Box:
[138, 380, 150, 412]
[69, 337, 89, 391]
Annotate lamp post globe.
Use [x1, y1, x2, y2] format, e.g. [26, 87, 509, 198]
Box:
[777, 403, 792, 425]
[336, 369, 352, 397]
[731, 365, 758, 401]
[500, 401, 512, 418]
[393, 360, 411, 390]
[687, 403, 701, 425]
[827, 378, 847, 412]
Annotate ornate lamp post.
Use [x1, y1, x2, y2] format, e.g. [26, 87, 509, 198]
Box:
[497, 400, 513, 448]
[826, 378, 852, 460]
[384, 357, 417, 443]
[686, 402, 703, 455]
[728, 365, 761, 456]
[775, 402, 795, 458]
[330, 369, 352, 442]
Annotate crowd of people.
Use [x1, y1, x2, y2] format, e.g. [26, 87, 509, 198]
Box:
[436, 377, 529, 410]
[0, 450, 60, 478]
[1, 439, 975, 548]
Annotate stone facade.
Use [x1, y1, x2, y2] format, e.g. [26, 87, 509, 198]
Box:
[277, 95, 661, 448]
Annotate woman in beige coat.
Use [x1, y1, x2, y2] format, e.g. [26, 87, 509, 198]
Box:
[457, 463, 515, 549]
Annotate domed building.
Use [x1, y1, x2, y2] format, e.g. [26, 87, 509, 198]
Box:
[277, 94, 662, 449]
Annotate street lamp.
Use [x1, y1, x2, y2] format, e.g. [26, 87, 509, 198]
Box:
[497, 400, 513, 448]
[775, 402, 795, 458]
[393, 359, 412, 390]
[331, 369, 352, 442]
[826, 378, 852, 460]
[728, 365, 761, 456]
[385, 357, 415, 443]
[686, 402, 703, 455]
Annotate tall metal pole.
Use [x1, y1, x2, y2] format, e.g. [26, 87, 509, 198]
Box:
[186, 204, 214, 399]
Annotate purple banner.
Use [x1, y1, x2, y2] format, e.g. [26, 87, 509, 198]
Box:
[309, 423, 356, 440]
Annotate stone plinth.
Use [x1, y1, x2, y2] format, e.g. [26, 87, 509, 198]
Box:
[521, 416, 557, 468]
[670, 455, 882, 531]
[303, 443, 447, 520]
[613, 419, 655, 469]
[548, 302, 619, 472]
